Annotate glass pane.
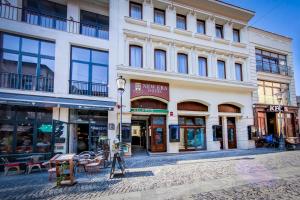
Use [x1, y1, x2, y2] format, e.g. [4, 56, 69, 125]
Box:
[40, 58, 55, 78]
[3, 34, 20, 51]
[0, 122, 14, 154]
[16, 109, 35, 121]
[195, 128, 205, 149]
[92, 50, 108, 65]
[155, 50, 166, 71]
[155, 128, 163, 144]
[21, 55, 37, 75]
[216, 26, 223, 38]
[92, 65, 107, 84]
[37, 109, 52, 122]
[255, 49, 262, 54]
[0, 52, 18, 73]
[72, 62, 89, 82]
[36, 122, 52, 153]
[195, 117, 205, 126]
[233, 30, 240, 42]
[154, 9, 165, 25]
[41, 41, 55, 57]
[176, 15, 186, 29]
[72, 47, 90, 62]
[178, 54, 188, 74]
[228, 128, 234, 142]
[197, 20, 205, 34]
[130, 3, 142, 19]
[198, 57, 207, 76]
[22, 38, 39, 54]
[16, 122, 33, 153]
[152, 116, 165, 125]
[235, 63, 242, 81]
[130, 46, 142, 68]
[217, 61, 225, 79]
[178, 117, 185, 125]
[0, 105, 15, 120]
[186, 118, 194, 125]
[187, 128, 195, 147]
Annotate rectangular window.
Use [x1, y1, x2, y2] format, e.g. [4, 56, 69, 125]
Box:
[233, 29, 240, 42]
[154, 8, 165, 25]
[130, 45, 143, 68]
[130, 2, 142, 20]
[235, 63, 243, 81]
[176, 14, 186, 30]
[80, 10, 109, 39]
[70, 46, 108, 96]
[217, 60, 226, 79]
[216, 24, 223, 39]
[198, 57, 207, 77]
[177, 53, 188, 74]
[257, 80, 290, 105]
[0, 33, 55, 92]
[154, 49, 166, 71]
[197, 20, 205, 34]
[23, 0, 67, 31]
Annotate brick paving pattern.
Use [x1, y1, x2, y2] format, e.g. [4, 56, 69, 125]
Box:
[0, 149, 299, 200]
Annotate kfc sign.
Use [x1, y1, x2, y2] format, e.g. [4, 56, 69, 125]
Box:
[268, 105, 284, 112]
[130, 80, 169, 101]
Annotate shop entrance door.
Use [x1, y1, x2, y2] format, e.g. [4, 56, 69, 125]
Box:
[227, 117, 237, 149]
[150, 115, 166, 152]
[76, 124, 89, 153]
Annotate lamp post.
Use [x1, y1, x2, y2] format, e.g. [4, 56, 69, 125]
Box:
[276, 91, 285, 151]
[116, 76, 126, 155]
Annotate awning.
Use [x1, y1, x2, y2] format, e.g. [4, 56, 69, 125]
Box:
[0, 92, 116, 110]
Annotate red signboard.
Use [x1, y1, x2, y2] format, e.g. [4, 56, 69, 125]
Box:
[130, 80, 169, 101]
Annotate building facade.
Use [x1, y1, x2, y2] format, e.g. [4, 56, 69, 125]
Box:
[0, 0, 298, 158]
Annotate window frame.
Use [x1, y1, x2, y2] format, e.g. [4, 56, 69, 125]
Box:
[235, 63, 243, 81]
[176, 14, 187, 30]
[154, 49, 167, 71]
[129, 1, 143, 20]
[177, 53, 188, 74]
[153, 8, 166, 25]
[215, 24, 224, 39]
[129, 45, 143, 68]
[198, 56, 207, 77]
[197, 19, 206, 34]
[217, 60, 226, 79]
[233, 28, 240, 42]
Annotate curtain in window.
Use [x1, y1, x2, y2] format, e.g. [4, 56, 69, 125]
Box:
[176, 15, 186, 29]
[130, 3, 142, 19]
[177, 54, 188, 74]
[155, 50, 166, 71]
[216, 26, 223, 38]
[233, 30, 240, 42]
[197, 20, 205, 34]
[235, 63, 242, 81]
[198, 57, 207, 76]
[217, 60, 225, 79]
[130, 46, 142, 68]
[154, 9, 165, 25]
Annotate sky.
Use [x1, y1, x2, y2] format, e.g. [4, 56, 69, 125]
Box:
[223, 0, 300, 96]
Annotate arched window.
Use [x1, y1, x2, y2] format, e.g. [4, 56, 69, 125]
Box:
[218, 104, 241, 113]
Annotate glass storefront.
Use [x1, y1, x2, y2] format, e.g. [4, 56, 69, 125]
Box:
[179, 116, 206, 150]
[0, 104, 53, 155]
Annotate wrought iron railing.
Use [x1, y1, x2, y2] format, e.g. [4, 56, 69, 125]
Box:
[69, 80, 108, 97]
[0, 72, 54, 92]
[0, 3, 109, 40]
[256, 61, 292, 76]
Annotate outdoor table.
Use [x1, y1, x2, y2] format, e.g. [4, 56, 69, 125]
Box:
[54, 154, 76, 186]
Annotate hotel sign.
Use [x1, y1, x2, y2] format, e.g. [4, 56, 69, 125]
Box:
[130, 80, 169, 101]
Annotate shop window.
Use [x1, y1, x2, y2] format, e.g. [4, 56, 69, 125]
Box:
[16, 122, 34, 153]
[36, 122, 52, 153]
[0, 123, 14, 154]
[154, 8, 165, 25]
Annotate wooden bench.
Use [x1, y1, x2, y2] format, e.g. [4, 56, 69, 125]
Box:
[286, 137, 300, 150]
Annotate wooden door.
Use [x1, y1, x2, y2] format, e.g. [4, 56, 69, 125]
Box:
[150, 116, 166, 152]
[227, 125, 237, 149]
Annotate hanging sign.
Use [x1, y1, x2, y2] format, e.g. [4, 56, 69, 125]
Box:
[131, 80, 169, 101]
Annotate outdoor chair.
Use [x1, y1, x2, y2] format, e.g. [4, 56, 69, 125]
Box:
[85, 156, 104, 173]
[1, 158, 21, 176]
[26, 156, 42, 174]
[42, 154, 60, 180]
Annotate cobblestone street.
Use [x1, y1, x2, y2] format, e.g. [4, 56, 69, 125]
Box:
[0, 149, 300, 200]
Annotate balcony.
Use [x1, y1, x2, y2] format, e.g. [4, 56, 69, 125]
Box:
[0, 3, 109, 40]
[0, 72, 54, 92]
[69, 80, 108, 97]
[256, 61, 291, 76]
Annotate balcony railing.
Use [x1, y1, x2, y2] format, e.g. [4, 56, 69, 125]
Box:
[0, 3, 109, 40]
[0, 72, 54, 92]
[256, 61, 291, 76]
[69, 80, 108, 97]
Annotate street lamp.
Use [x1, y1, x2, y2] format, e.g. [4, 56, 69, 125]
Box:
[275, 91, 285, 151]
[117, 76, 126, 154]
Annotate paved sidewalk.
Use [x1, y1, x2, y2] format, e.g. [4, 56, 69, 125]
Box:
[0, 149, 299, 200]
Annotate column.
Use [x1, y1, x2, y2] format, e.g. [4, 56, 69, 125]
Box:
[210, 51, 217, 78]
[54, 39, 69, 94]
[236, 117, 254, 149]
[167, 95, 179, 153]
[222, 116, 228, 149]
[206, 115, 221, 151]
[188, 49, 194, 75]
[227, 55, 234, 80]
[240, 26, 248, 44]
[187, 11, 196, 33]
[167, 43, 172, 72]
[166, 5, 176, 30]
[206, 16, 215, 38]
[53, 107, 69, 154]
[143, 0, 153, 23]
[224, 21, 233, 41]
[67, 0, 80, 34]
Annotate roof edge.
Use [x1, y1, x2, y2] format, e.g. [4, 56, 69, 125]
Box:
[214, 0, 255, 15]
[249, 26, 292, 40]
